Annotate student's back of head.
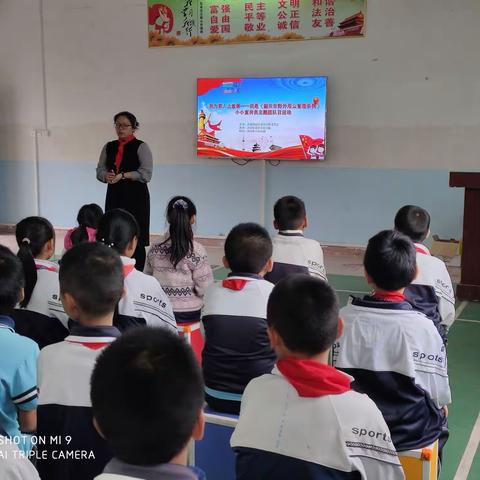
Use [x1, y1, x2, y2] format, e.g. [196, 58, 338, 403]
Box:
[69, 203, 103, 247]
[394, 205, 430, 243]
[273, 196, 306, 231]
[0, 245, 24, 313]
[268, 275, 339, 356]
[91, 328, 204, 465]
[163, 196, 196, 268]
[97, 208, 139, 257]
[224, 223, 272, 274]
[364, 229, 417, 292]
[59, 242, 123, 320]
[15, 216, 55, 308]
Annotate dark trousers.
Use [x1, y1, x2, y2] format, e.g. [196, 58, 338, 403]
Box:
[205, 393, 241, 415]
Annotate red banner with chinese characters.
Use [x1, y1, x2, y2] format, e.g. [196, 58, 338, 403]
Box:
[148, 0, 366, 47]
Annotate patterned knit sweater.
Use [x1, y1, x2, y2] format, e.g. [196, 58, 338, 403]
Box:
[145, 239, 214, 313]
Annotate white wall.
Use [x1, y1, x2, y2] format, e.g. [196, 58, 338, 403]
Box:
[1, 0, 478, 242]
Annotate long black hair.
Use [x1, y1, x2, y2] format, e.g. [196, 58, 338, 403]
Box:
[0, 245, 25, 314]
[161, 196, 196, 268]
[97, 209, 139, 256]
[70, 203, 103, 246]
[15, 216, 55, 308]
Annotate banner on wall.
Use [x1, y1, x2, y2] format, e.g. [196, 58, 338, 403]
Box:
[148, 0, 366, 47]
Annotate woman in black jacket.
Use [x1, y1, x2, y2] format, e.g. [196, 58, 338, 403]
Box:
[96, 111, 152, 270]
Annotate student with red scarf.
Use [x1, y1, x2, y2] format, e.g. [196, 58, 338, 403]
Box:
[231, 275, 404, 479]
[96, 112, 152, 270]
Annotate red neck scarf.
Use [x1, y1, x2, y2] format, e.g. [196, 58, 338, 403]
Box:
[415, 244, 430, 255]
[123, 263, 135, 277]
[222, 278, 250, 291]
[277, 357, 351, 398]
[372, 291, 406, 302]
[115, 135, 135, 172]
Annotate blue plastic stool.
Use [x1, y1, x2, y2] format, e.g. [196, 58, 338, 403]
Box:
[192, 407, 239, 480]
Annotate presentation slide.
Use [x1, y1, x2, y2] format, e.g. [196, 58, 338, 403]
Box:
[197, 77, 327, 160]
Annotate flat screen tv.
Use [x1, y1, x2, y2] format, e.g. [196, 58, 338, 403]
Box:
[197, 76, 327, 161]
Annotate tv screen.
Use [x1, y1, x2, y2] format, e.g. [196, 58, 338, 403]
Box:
[197, 77, 327, 161]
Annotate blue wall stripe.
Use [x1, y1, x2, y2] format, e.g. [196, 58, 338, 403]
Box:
[0, 160, 463, 245]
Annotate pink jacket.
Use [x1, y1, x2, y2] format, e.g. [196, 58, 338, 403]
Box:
[145, 239, 214, 313]
[64, 226, 97, 250]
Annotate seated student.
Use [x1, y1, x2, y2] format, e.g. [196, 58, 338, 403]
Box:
[264, 195, 327, 284]
[0, 437, 41, 480]
[64, 203, 103, 251]
[202, 223, 277, 414]
[333, 230, 451, 455]
[394, 205, 455, 342]
[0, 246, 39, 455]
[15, 216, 68, 328]
[97, 208, 176, 332]
[36, 243, 124, 480]
[231, 275, 405, 479]
[145, 196, 214, 324]
[91, 328, 205, 480]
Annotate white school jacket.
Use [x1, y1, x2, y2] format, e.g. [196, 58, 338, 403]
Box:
[411, 244, 455, 328]
[0, 437, 41, 480]
[118, 257, 177, 332]
[24, 259, 68, 328]
[264, 231, 327, 284]
[231, 368, 404, 479]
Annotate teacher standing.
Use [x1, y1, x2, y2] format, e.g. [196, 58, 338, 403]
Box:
[96, 111, 152, 270]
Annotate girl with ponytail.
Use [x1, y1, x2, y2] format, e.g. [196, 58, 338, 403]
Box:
[97, 209, 176, 332]
[145, 196, 214, 323]
[64, 203, 103, 250]
[15, 216, 68, 328]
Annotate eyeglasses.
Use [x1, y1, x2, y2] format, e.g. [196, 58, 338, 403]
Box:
[114, 123, 132, 128]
